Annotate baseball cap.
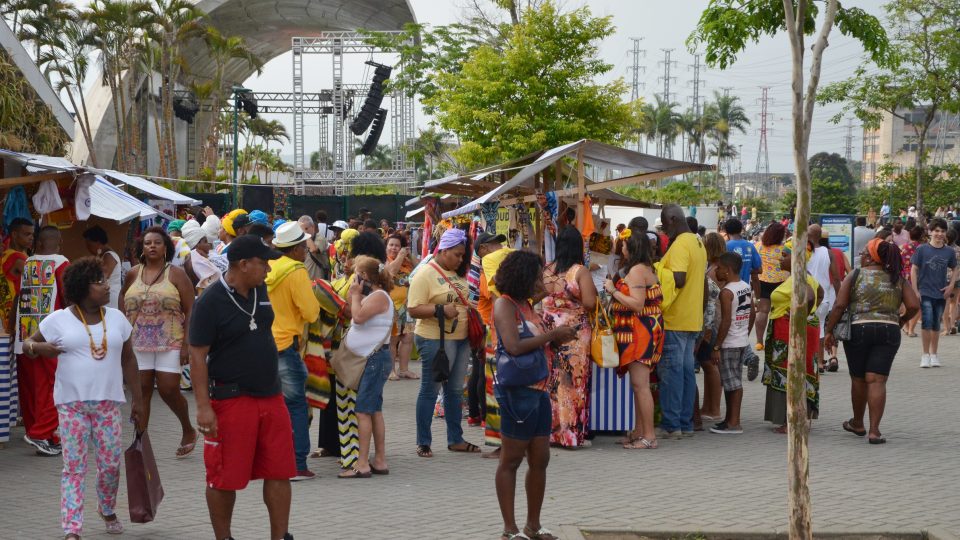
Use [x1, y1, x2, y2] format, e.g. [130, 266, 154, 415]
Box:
[227, 234, 282, 262]
[330, 220, 349, 231]
[476, 231, 506, 251]
[232, 213, 252, 231]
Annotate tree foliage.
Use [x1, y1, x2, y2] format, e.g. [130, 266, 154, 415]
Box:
[373, 1, 640, 169]
[808, 152, 857, 214]
[858, 163, 960, 214]
[619, 181, 722, 207]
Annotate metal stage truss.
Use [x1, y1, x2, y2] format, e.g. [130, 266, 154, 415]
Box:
[291, 32, 416, 195]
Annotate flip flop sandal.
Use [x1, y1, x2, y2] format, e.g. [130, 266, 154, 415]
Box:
[618, 430, 641, 445]
[370, 465, 390, 475]
[501, 532, 531, 540]
[827, 357, 839, 372]
[310, 448, 336, 458]
[524, 527, 558, 540]
[416, 445, 433, 458]
[338, 467, 372, 479]
[624, 437, 658, 449]
[843, 420, 866, 437]
[399, 370, 420, 380]
[388, 372, 399, 381]
[448, 441, 481, 453]
[99, 511, 123, 535]
[175, 432, 199, 459]
[868, 435, 887, 445]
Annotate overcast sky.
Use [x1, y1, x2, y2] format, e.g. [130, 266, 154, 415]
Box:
[240, 0, 888, 173]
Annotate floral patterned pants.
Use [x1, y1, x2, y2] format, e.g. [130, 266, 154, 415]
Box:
[56, 400, 123, 535]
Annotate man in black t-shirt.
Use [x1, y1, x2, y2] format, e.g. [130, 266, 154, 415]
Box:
[189, 235, 296, 540]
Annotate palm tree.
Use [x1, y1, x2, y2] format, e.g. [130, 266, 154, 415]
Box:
[310, 149, 333, 169]
[199, 25, 263, 171]
[411, 127, 454, 180]
[707, 91, 750, 192]
[38, 18, 98, 166]
[17, 0, 73, 59]
[645, 96, 681, 158]
[146, 0, 202, 176]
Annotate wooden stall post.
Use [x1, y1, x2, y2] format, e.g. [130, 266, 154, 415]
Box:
[576, 148, 585, 230]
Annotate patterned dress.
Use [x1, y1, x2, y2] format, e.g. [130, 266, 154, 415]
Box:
[611, 280, 664, 373]
[541, 264, 592, 447]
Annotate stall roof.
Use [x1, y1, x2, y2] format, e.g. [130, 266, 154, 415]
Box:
[440, 139, 711, 218]
[91, 177, 171, 223]
[94, 169, 201, 206]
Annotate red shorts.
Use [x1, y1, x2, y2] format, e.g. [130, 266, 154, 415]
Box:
[204, 394, 296, 490]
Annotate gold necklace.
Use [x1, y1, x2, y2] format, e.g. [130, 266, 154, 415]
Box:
[75, 306, 107, 360]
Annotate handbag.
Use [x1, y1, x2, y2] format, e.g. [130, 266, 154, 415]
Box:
[432, 304, 451, 382]
[834, 268, 860, 341]
[590, 301, 620, 368]
[331, 290, 395, 390]
[429, 262, 486, 349]
[125, 430, 164, 523]
[494, 298, 549, 387]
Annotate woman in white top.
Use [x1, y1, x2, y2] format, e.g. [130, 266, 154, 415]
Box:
[23, 257, 145, 540]
[81, 226, 122, 308]
[338, 255, 395, 478]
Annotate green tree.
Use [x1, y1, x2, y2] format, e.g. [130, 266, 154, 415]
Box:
[819, 0, 960, 221]
[379, 1, 639, 169]
[710, 91, 750, 192]
[689, 2, 888, 537]
[809, 152, 857, 214]
[858, 163, 960, 213]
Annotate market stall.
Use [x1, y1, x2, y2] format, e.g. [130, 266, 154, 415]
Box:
[415, 139, 713, 433]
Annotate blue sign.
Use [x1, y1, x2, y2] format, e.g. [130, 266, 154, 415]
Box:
[820, 214, 855, 262]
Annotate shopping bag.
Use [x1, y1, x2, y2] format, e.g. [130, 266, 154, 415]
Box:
[124, 430, 164, 523]
[590, 302, 620, 369]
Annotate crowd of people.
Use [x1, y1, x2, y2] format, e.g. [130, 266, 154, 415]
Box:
[0, 199, 947, 540]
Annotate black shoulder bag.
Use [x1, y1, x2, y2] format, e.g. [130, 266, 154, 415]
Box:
[431, 304, 451, 382]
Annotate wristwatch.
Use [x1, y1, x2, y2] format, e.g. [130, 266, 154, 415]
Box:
[712, 345, 721, 352]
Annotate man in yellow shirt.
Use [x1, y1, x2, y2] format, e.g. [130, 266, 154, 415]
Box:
[266, 223, 321, 480]
[658, 204, 707, 439]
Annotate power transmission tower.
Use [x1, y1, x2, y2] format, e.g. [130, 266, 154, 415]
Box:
[844, 118, 854, 162]
[720, 86, 733, 98]
[628, 37, 646, 151]
[687, 52, 707, 162]
[755, 86, 771, 197]
[658, 48, 677, 157]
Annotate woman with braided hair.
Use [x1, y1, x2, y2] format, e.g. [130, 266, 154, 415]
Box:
[824, 238, 919, 444]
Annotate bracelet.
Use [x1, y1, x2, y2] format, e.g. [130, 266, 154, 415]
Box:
[27, 341, 34, 356]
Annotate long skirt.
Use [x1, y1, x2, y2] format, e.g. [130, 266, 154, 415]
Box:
[336, 380, 359, 469]
[483, 327, 501, 447]
[762, 316, 820, 425]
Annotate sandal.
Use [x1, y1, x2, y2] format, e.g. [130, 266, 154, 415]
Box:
[176, 430, 199, 459]
[416, 445, 433, 458]
[370, 465, 390, 475]
[388, 371, 399, 381]
[842, 419, 866, 437]
[501, 532, 531, 540]
[99, 511, 123, 535]
[398, 370, 420, 380]
[618, 430, 641, 445]
[827, 357, 839, 372]
[868, 435, 887, 445]
[65, 534, 81, 540]
[524, 526, 558, 540]
[773, 425, 787, 434]
[482, 448, 501, 459]
[623, 437, 658, 449]
[310, 448, 336, 458]
[448, 441, 481, 453]
[337, 466, 372, 479]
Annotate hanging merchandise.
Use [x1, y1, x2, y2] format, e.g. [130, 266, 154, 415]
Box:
[421, 197, 437, 258]
[480, 202, 500, 232]
[513, 203, 531, 248]
[31, 180, 63, 215]
[580, 194, 596, 239]
[74, 173, 95, 221]
[3, 186, 32, 232]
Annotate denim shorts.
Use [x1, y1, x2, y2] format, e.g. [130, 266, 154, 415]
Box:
[493, 385, 551, 441]
[920, 296, 947, 331]
[355, 346, 392, 414]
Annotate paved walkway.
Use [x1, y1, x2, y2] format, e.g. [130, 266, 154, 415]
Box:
[1, 336, 958, 539]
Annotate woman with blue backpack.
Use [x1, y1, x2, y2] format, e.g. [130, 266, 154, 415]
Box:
[492, 250, 576, 540]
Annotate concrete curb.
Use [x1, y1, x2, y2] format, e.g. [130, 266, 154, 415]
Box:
[559, 526, 960, 539]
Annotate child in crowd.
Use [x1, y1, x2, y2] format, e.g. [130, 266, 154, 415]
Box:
[710, 252, 756, 435]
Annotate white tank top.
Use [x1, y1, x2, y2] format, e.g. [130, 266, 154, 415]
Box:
[105, 251, 122, 309]
[344, 289, 394, 357]
[721, 280, 752, 349]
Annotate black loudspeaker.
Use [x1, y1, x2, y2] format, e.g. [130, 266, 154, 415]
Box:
[361, 108, 387, 155]
[173, 96, 199, 123]
[237, 92, 257, 119]
[349, 62, 393, 135]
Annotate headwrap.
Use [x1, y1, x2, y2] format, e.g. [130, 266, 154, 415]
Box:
[437, 228, 467, 250]
[166, 219, 186, 233]
[181, 220, 206, 249]
[867, 237, 883, 264]
[221, 209, 248, 236]
[273, 219, 287, 232]
[335, 228, 359, 255]
[248, 210, 269, 225]
[201, 215, 221, 243]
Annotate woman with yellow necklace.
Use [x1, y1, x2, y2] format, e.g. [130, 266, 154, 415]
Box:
[24, 257, 145, 540]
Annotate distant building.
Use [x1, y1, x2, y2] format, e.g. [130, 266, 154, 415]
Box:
[862, 106, 960, 185]
[730, 172, 795, 200]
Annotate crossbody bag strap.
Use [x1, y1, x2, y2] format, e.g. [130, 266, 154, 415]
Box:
[429, 262, 470, 307]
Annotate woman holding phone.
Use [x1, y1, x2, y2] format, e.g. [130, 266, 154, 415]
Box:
[385, 233, 419, 380]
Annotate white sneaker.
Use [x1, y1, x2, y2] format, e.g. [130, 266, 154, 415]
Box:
[930, 355, 942, 367]
[921, 354, 931, 368]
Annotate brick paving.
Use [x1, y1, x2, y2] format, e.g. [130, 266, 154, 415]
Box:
[1, 336, 958, 539]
